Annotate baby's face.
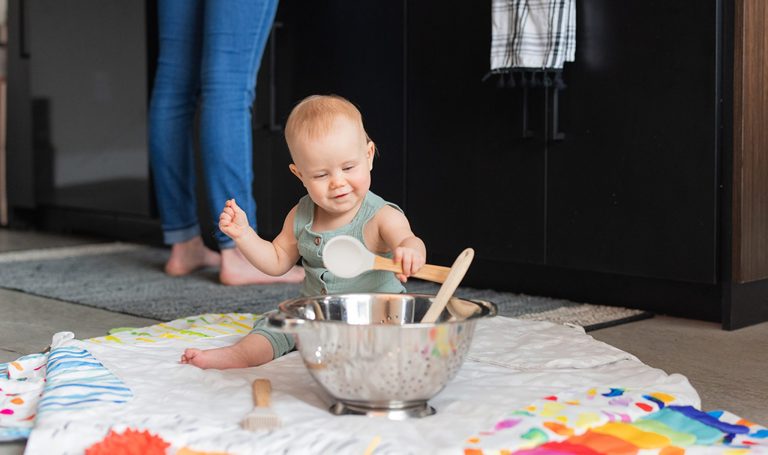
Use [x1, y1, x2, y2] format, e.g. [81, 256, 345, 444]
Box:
[289, 117, 374, 217]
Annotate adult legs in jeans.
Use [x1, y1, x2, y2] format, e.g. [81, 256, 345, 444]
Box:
[149, 0, 303, 284]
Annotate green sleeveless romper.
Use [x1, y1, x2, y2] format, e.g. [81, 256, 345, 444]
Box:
[250, 191, 406, 358]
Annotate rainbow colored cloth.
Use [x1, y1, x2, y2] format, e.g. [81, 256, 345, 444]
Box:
[462, 387, 767, 454]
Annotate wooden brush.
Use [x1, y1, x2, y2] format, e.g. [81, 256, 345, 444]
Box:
[241, 378, 281, 431]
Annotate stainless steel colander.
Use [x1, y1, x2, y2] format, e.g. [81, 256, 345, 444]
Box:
[267, 293, 496, 419]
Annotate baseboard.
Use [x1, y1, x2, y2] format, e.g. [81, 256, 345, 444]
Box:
[35, 205, 164, 246]
[723, 279, 768, 330]
[452, 257, 722, 323]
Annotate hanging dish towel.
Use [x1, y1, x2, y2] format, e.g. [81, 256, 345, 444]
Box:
[491, 0, 576, 70]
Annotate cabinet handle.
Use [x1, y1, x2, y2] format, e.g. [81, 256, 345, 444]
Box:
[19, 0, 31, 59]
[268, 21, 283, 132]
[521, 85, 534, 139]
[550, 74, 566, 141]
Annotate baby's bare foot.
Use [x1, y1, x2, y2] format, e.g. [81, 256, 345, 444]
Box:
[180, 346, 251, 370]
[219, 248, 305, 286]
[165, 236, 221, 276]
[180, 335, 274, 369]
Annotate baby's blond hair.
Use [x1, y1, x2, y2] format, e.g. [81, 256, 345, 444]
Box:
[284, 95, 369, 153]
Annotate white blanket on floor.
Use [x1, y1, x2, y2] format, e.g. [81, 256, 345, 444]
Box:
[23, 316, 700, 454]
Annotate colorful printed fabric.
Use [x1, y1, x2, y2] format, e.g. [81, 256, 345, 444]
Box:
[2, 313, 258, 442]
[1, 333, 69, 441]
[0, 332, 133, 442]
[463, 387, 768, 454]
[10, 313, 768, 454]
[0, 352, 46, 441]
[88, 313, 259, 345]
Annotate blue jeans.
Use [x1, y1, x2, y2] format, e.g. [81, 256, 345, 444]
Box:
[149, 0, 278, 248]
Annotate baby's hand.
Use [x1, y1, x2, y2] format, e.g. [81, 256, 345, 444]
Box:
[393, 247, 426, 283]
[218, 199, 250, 240]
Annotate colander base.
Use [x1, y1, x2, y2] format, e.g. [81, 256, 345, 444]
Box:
[329, 401, 436, 420]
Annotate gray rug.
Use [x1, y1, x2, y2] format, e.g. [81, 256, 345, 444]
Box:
[0, 243, 651, 331]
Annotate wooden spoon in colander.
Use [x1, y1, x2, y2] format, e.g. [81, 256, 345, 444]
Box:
[420, 248, 475, 323]
[322, 236, 478, 323]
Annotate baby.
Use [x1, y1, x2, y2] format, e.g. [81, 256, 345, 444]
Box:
[181, 94, 427, 369]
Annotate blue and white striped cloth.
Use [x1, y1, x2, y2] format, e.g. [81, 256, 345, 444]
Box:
[38, 346, 132, 414]
[0, 339, 132, 442]
[491, 0, 576, 70]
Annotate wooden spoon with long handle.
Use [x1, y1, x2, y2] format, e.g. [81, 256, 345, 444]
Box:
[420, 248, 475, 323]
[323, 235, 451, 283]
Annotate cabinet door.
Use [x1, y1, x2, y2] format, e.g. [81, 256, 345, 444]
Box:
[252, 1, 406, 239]
[406, 0, 546, 265]
[546, 0, 718, 283]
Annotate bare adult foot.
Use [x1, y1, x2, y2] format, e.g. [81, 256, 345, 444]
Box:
[219, 247, 305, 286]
[165, 236, 221, 276]
[180, 334, 274, 369]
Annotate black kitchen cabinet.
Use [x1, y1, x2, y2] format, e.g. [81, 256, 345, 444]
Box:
[406, 0, 718, 283]
[546, 1, 719, 284]
[251, 1, 405, 239]
[406, 0, 547, 266]
[403, 0, 768, 328]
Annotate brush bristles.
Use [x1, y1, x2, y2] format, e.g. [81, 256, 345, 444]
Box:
[243, 378, 281, 431]
[241, 408, 282, 431]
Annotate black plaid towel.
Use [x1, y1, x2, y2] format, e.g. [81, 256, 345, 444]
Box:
[491, 0, 576, 71]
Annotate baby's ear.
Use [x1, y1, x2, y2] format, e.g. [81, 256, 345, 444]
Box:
[289, 163, 302, 179]
[366, 141, 376, 170]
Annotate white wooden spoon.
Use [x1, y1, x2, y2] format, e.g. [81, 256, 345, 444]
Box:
[322, 235, 451, 283]
[420, 248, 475, 323]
